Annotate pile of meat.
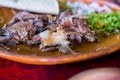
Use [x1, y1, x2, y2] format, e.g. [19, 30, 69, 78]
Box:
[0, 11, 95, 54]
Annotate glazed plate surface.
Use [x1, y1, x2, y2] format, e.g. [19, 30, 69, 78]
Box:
[0, 1, 120, 65]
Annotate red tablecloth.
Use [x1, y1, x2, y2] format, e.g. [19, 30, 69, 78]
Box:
[0, 50, 120, 80]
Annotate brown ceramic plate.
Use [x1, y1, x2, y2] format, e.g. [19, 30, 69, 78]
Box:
[0, 0, 120, 65]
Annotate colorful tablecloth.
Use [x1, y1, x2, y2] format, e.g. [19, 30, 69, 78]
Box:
[0, 50, 120, 80]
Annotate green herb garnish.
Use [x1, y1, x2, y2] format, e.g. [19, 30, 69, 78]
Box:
[87, 12, 120, 35]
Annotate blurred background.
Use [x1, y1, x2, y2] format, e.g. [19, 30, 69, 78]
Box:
[104, 0, 120, 4]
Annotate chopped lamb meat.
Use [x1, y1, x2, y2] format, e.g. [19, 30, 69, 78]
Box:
[0, 11, 95, 54]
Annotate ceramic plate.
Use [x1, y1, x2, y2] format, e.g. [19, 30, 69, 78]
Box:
[0, 0, 120, 65]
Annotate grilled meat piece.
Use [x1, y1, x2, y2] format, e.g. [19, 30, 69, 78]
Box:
[60, 14, 95, 43]
[0, 11, 56, 45]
